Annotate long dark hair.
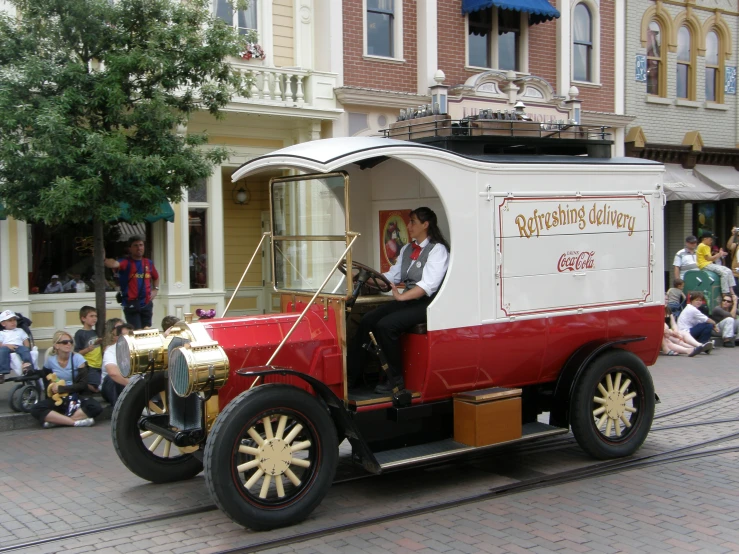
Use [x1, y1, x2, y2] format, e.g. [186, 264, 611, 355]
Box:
[103, 318, 124, 349]
[411, 207, 450, 251]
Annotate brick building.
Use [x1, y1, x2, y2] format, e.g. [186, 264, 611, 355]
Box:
[332, 0, 630, 155]
[623, 0, 739, 284]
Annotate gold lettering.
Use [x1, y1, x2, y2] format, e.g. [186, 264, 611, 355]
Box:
[514, 214, 530, 238]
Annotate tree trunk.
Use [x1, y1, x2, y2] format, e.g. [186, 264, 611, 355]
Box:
[93, 217, 107, 335]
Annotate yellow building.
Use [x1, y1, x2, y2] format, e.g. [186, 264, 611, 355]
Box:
[0, 0, 343, 352]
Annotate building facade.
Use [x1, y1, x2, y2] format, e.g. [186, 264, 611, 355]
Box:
[0, 0, 342, 352]
[623, 0, 739, 283]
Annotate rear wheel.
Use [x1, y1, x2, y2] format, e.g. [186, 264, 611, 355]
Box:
[571, 350, 655, 459]
[8, 384, 23, 412]
[111, 372, 203, 483]
[17, 384, 40, 413]
[204, 384, 338, 530]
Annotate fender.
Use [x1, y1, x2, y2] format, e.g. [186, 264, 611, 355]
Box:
[548, 336, 646, 428]
[236, 367, 381, 474]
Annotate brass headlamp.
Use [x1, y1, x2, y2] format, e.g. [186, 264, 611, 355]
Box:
[169, 341, 230, 398]
[116, 330, 168, 378]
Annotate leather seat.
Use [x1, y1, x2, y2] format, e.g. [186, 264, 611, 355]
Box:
[407, 323, 427, 335]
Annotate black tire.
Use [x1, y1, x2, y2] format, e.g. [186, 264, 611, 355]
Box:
[571, 349, 655, 459]
[18, 384, 40, 413]
[9, 384, 23, 412]
[111, 372, 203, 483]
[204, 384, 338, 531]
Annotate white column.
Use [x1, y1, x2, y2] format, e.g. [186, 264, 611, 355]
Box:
[209, 169, 225, 299]
[556, 0, 572, 97]
[294, 0, 314, 69]
[328, 0, 343, 87]
[261, 0, 274, 67]
[614, 0, 625, 115]
[613, 127, 625, 157]
[0, 218, 29, 302]
[417, 0, 438, 95]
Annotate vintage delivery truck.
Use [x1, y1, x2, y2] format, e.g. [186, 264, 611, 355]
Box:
[111, 125, 665, 531]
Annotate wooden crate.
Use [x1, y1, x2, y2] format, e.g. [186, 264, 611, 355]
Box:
[453, 387, 522, 447]
[387, 114, 451, 140]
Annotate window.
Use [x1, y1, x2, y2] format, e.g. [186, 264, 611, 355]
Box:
[498, 9, 520, 71]
[676, 26, 693, 99]
[572, 3, 592, 82]
[646, 20, 665, 96]
[467, 8, 524, 71]
[468, 7, 492, 68]
[28, 222, 150, 295]
[215, 0, 257, 35]
[367, 0, 394, 57]
[188, 180, 208, 289]
[706, 30, 723, 103]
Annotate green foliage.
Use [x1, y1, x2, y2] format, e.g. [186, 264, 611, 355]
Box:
[0, 0, 253, 224]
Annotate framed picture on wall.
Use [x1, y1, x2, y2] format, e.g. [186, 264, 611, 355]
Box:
[379, 209, 411, 272]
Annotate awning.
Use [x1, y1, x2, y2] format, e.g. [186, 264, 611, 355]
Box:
[662, 164, 724, 201]
[118, 201, 175, 223]
[693, 166, 739, 199]
[114, 222, 147, 241]
[462, 0, 560, 24]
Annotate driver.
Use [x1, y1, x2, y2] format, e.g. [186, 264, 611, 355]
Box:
[348, 207, 450, 394]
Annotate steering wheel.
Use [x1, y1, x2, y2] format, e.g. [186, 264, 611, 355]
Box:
[338, 260, 392, 295]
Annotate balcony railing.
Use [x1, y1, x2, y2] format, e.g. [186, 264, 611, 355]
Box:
[230, 62, 338, 113]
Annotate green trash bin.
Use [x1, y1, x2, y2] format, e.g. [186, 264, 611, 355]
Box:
[683, 269, 722, 311]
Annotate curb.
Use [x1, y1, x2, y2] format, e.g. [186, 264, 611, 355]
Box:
[0, 403, 113, 432]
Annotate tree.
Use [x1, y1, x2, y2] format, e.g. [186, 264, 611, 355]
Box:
[0, 0, 252, 329]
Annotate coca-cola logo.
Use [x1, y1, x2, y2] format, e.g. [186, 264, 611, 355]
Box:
[558, 251, 595, 272]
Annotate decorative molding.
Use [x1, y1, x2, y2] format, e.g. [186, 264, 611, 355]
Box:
[334, 86, 431, 109]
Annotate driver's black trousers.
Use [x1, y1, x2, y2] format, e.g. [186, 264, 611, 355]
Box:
[347, 296, 432, 387]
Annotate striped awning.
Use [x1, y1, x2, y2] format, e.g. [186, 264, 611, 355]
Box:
[462, 0, 560, 24]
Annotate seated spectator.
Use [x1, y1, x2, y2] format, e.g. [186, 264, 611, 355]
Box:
[711, 293, 739, 348]
[101, 318, 130, 406]
[30, 330, 102, 428]
[677, 291, 719, 345]
[0, 309, 34, 383]
[161, 315, 179, 337]
[666, 278, 686, 318]
[664, 305, 710, 352]
[44, 275, 64, 294]
[662, 324, 704, 356]
[62, 275, 77, 292]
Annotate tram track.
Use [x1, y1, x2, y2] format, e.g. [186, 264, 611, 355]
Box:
[3, 385, 739, 554]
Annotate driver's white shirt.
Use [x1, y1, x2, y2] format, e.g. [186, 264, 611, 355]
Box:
[383, 238, 449, 296]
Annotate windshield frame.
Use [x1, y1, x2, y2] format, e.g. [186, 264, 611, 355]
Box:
[268, 171, 352, 297]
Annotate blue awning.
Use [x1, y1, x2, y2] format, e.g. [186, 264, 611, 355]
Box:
[118, 201, 175, 223]
[462, 0, 560, 25]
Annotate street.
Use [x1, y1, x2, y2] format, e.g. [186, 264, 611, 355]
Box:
[1, 347, 739, 554]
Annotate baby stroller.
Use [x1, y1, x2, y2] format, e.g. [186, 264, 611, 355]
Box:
[5, 312, 43, 413]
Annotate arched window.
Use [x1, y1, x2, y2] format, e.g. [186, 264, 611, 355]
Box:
[646, 21, 665, 96]
[676, 26, 693, 99]
[705, 30, 723, 103]
[573, 3, 592, 82]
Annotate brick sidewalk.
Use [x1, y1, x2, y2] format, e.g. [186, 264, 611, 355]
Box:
[1, 347, 738, 553]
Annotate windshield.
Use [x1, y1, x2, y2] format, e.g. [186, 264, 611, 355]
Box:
[271, 173, 350, 294]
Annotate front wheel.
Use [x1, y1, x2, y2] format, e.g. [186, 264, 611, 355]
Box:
[111, 372, 203, 483]
[204, 384, 338, 530]
[571, 349, 655, 459]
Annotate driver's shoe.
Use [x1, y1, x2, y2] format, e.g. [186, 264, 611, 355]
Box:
[374, 378, 404, 395]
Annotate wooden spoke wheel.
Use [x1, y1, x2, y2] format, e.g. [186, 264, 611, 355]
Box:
[111, 372, 203, 483]
[204, 384, 338, 530]
[571, 350, 655, 459]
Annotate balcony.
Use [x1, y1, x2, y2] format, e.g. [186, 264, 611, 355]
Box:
[228, 61, 341, 120]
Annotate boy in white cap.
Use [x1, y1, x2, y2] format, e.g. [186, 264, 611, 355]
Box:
[0, 310, 33, 383]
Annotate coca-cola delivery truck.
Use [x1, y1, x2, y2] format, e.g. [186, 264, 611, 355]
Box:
[111, 119, 665, 531]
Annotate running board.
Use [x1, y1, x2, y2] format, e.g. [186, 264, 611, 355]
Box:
[375, 422, 569, 471]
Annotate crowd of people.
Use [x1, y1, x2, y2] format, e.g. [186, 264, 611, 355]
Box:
[667, 229, 739, 356]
